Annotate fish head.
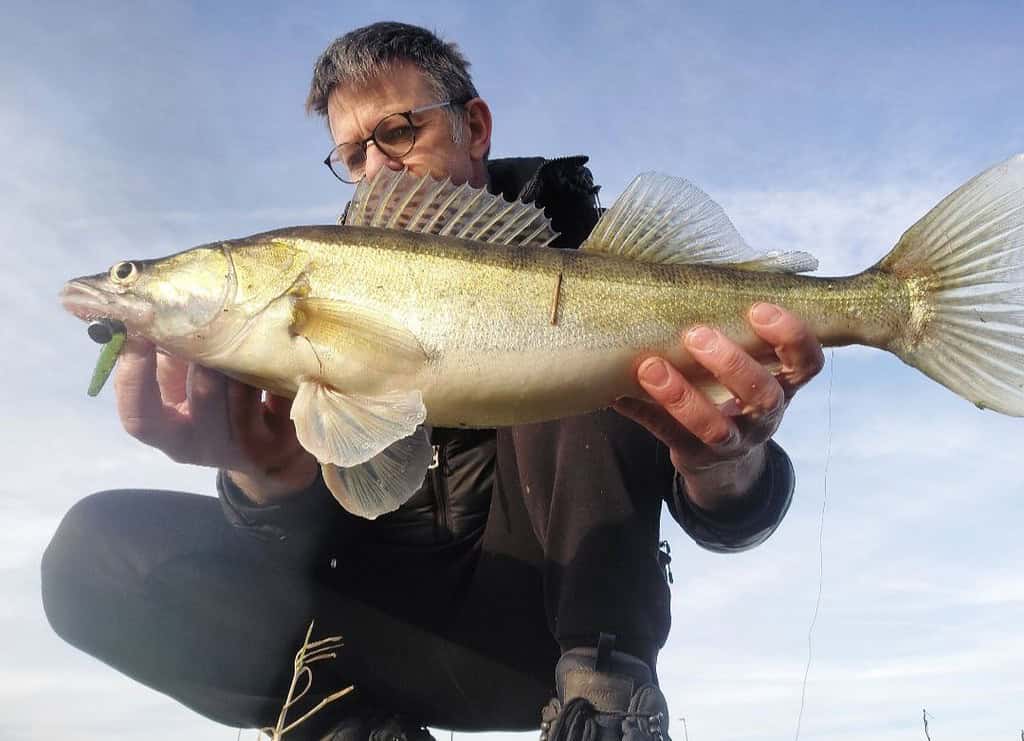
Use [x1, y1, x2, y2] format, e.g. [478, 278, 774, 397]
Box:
[60, 244, 234, 355]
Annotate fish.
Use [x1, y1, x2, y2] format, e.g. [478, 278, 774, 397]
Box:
[60, 155, 1024, 519]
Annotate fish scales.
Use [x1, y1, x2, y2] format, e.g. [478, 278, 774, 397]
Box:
[221, 226, 905, 427]
[290, 227, 904, 355]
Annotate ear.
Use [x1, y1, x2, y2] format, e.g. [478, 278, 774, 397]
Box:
[463, 97, 492, 162]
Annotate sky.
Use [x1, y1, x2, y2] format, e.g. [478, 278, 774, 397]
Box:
[1, 1, 1023, 739]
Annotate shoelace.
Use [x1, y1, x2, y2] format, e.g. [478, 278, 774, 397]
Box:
[547, 698, 599, 741]
[543, 698, 667, 741]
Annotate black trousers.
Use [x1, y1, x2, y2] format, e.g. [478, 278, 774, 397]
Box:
[40, 413, 672, 737]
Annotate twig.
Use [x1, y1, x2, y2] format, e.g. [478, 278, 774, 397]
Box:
[549, 272, 563, 325]
[922, 708, 932, 741]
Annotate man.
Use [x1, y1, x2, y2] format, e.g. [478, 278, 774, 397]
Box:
[41, 21, 823, 741]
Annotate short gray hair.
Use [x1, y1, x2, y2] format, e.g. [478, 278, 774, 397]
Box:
[306, 22, 478, 143]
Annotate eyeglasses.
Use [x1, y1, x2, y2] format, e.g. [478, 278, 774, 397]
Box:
[323, 97, 471, 184]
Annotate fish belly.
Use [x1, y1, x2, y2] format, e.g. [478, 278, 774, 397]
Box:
[416, 345, 645, 427]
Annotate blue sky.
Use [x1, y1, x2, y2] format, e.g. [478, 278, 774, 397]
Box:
[2, 2, 1023, 739]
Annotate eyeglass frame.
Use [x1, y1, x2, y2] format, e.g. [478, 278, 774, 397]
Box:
[322, 96, 474, 184]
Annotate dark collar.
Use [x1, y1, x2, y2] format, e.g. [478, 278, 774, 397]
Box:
[486, 156, 600, 250]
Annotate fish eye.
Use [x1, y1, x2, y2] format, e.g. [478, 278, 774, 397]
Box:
[110, 261, 138, 284]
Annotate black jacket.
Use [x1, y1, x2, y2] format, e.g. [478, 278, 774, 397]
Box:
[218, 156, 794, 558]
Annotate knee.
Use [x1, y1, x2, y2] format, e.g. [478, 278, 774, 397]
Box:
[41, 490, 134, 643]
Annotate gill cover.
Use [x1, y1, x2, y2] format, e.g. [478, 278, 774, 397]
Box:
[222, 237, 312, 311]
[128, 246, 234, 347]
[188, 237, 311, 360]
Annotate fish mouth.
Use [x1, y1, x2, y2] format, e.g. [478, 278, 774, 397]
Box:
[60, 279, 151, 329]
[60, 280, 117, 321]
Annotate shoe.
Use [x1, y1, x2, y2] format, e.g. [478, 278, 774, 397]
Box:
[540, 643, 669, 741]
[319, 715, 436, 741]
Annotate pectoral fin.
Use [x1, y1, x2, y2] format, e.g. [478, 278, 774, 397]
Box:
[292, 297, 427, 375]
[321, 427, 433, 519]
[290, 379, 427, 467]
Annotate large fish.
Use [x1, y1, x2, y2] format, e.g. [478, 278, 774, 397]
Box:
[61, 156, 1024, 518]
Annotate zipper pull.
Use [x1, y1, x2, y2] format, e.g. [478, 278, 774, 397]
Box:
[658, 540, 673, 585]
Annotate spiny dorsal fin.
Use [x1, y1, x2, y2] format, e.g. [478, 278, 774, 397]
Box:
[581, 172, 818, 273]
[345, 169, 559, 248]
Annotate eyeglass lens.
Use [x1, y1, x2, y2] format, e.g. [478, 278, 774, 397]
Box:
[329, 112, 417, 183]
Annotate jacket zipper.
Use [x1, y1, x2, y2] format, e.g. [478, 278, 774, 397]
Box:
[430, 435, 451, 541]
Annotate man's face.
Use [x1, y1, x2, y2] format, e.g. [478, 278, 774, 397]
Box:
[326, 64, 482, 187]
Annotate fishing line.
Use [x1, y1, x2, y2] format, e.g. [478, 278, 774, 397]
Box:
[794, 349, 835, 741]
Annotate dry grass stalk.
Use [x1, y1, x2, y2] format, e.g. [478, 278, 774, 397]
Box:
[258, 620, 354, 740]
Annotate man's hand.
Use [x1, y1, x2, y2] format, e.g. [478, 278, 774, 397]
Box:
[614, 303, 824, 513]
[113, 338, 319, 505]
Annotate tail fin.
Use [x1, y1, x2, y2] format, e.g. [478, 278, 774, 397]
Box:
[878, 154, 1024, 416]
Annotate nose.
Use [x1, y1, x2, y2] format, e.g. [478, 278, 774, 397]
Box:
[362, 142, 405, 181]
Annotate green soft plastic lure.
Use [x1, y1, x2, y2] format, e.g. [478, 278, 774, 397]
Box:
[87, 322, 126, 397]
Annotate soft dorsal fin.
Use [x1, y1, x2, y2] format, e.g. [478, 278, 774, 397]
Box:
[581, 172, 818, 273]
[345, 168, 559, 248]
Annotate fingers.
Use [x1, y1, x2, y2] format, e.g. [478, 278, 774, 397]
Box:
[226, 379, 271, 451]
[227, 386, 315, 487]
[192, 373, 302, 472]
[184, 365, 270, 468]
[114, 337, 187, 447]
[265, 392, 293, 417]
[184, 363, 233, 463]
[749, 303, 825, 398]
[683, 326, 785, 424]
[264, 392, 297, 434]
[618, 318, 799, 471]
[613, 395, 694, 447]
[114, 340, 302, 474]
[632, 355, 743, 456]
[155, 350, 190, 406]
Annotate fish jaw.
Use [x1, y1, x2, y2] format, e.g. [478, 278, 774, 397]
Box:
[60, 277, 155, 334]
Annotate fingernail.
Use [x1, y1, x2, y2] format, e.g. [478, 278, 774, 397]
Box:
[639, 358, 670, 388]
[751, 303, 781, 325]
[686, 326, 718, 352]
